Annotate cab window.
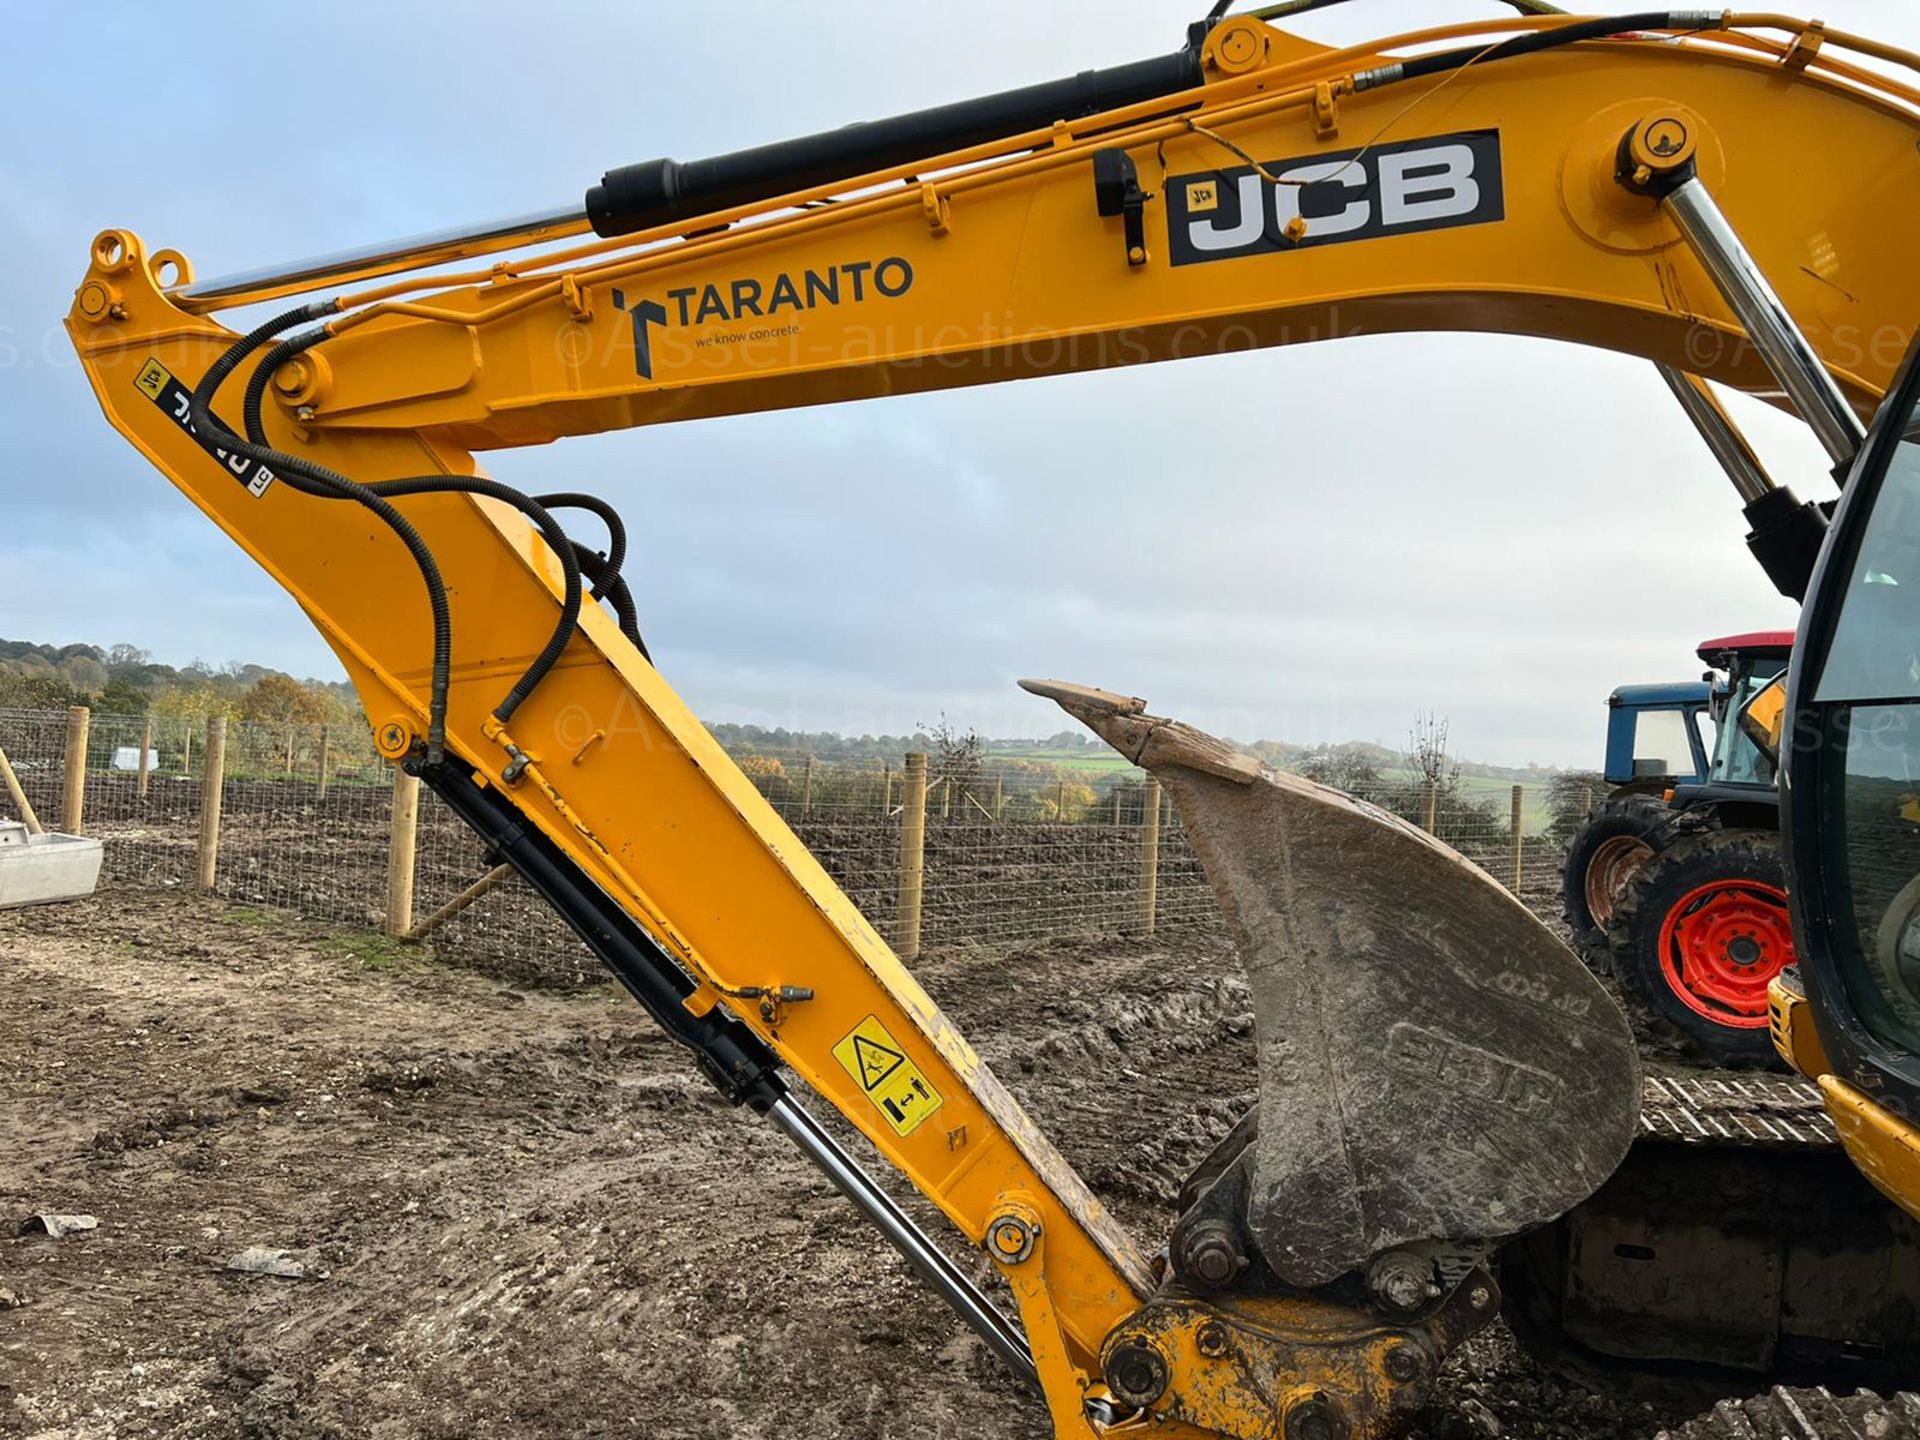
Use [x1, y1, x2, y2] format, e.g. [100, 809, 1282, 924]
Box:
[1807, 375, 1920, 1054]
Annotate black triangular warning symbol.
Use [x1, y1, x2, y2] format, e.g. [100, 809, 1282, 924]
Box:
[851, 1034, 906, 1091]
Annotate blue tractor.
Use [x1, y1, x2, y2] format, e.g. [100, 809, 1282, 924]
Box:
[1561, 631, 1793, 1065]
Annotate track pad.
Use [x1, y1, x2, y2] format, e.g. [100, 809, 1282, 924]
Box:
[1022, 680, 1639, 1288]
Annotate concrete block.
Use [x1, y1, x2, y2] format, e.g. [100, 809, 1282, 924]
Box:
[0, 822, 104, 908]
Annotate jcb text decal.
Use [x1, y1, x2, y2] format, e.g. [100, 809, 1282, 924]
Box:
[1166, 130, 1504, 267]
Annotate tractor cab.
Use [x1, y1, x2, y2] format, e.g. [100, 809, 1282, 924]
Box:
[1603, 681, 1711, 789]
[1674, 631, 1794, 822]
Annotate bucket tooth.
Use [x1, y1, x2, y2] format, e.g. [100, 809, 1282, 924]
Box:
[1022, 679, 1640, 1288]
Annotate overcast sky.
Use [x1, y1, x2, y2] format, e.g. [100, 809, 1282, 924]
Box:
[5, 1, 1917, 766]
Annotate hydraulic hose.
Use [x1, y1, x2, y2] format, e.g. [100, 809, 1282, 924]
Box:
[186, 306, 456, 761]
[363, 474, 585, 725]
[1356, 11, 1721, 89]
[196, 307, 643, 766]
[236, 332, 604, 727]
[569, 543, 648, 658]
[539, 492, 649, 659]
[536, 492, 627, 582]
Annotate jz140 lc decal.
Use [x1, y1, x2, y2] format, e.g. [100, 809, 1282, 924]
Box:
[1166, 129, 1504, 267]
[135, 358, 275, 498]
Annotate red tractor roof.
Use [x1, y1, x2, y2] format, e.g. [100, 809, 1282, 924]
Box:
[1696, 629, 1795, 665]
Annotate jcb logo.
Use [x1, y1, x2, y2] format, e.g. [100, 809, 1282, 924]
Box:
[1167, 129, 1504, 267]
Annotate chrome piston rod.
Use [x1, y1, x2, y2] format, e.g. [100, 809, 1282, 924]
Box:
[173, 203, 589, 308]
[1662, 175, 1866, 469]
[1655, 363, 1776, 504]
[766, 1094, 1040, 1392]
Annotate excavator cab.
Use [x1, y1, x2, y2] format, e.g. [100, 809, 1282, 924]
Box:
[1779, 330, 1920, 1196]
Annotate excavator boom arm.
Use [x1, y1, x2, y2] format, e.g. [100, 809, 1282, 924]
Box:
[62, 10, 1920, 1436]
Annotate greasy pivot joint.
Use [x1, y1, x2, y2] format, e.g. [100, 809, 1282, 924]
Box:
[985, 1209, 1040, 1266]
[1284, 1392, 1349, 1440]
[1103, 1337, 1170, 1408]
[1614, 108, 1702, 198]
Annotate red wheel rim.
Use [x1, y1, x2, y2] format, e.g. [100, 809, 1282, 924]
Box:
[1656, 878, 1795, 1027]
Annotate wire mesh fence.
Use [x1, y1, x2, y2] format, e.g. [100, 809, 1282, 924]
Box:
[0, 707, 1585, 983]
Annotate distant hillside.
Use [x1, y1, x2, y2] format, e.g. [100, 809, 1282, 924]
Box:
[2, 637, 1565, 781]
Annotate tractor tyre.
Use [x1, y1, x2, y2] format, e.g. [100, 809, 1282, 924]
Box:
[1606, 828, 1795, 1068]
[1561, 794, 1676, 972]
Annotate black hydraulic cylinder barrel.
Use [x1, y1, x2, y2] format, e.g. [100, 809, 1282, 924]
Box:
[1742, 486, 1830, 603]
[585, 44, 1206, 237]
[418, 758, 785, 1109]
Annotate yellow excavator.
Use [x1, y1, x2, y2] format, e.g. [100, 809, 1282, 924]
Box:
[61, 5, 1920, 1435]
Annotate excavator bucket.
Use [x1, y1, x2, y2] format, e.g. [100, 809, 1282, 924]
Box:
[1022, 680, 1639, 1287]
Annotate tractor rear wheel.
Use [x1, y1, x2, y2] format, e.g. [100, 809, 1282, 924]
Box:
[1607, 828, 1794, 1067]
[1561, 794, 1675, 970]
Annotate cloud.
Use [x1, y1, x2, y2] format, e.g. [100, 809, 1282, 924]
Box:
[3, 1, 1903, 765]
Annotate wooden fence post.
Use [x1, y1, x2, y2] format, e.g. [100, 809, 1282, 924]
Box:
[881, 760, 893, 813]
[993, 774, 1005, 821]
[1581, 784, 1594, 817]
[284, 726, 296, 774]
[386, 766, 421, 937]
[940, 775, 951, 820]
[1055, 779, 1067, 821]
[894, 753, 928, 959]
[137, 715, 154, 800]
[197, 715, 227, 892]
[1421, 778, 1438, 835]
[317, 725, 331, 802]
[61, 706, 90, 834]
[182, 719, 192, 777]
[1139, 777, 1162, 937]
[1510, 784, 1525, 892]
[0, 747, 43, 834]
[801, 756, 815, 818]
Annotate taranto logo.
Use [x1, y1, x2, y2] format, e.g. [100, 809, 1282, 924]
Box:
[614, 256, 915, 379]
[1166, 130, 1504, 267]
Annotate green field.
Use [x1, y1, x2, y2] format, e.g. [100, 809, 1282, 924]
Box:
[1376, 768, 1559, 831]
[989, 745, 1138, 774]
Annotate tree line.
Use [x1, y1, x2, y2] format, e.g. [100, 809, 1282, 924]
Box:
[0, 638, 357, 732]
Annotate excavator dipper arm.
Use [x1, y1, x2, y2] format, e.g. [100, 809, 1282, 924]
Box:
[63, 10, 1920, 1437]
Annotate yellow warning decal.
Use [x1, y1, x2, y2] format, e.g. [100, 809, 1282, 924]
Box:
[135, 358, 172, 401]
[832, 1015, 943, 1137]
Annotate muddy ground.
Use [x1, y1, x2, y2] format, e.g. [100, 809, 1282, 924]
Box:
[0, 889, 1794, 1439]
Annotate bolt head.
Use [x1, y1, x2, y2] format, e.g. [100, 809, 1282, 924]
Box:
[1194, 1319, 1229, 1359]
[1180, 1220, 1246, 1290]
[1366, 1251, 1435, 1314]
[1383, 1344, 1422, 1383]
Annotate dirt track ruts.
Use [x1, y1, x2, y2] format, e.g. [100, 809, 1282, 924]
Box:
[3, 888, 1718, 1438]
